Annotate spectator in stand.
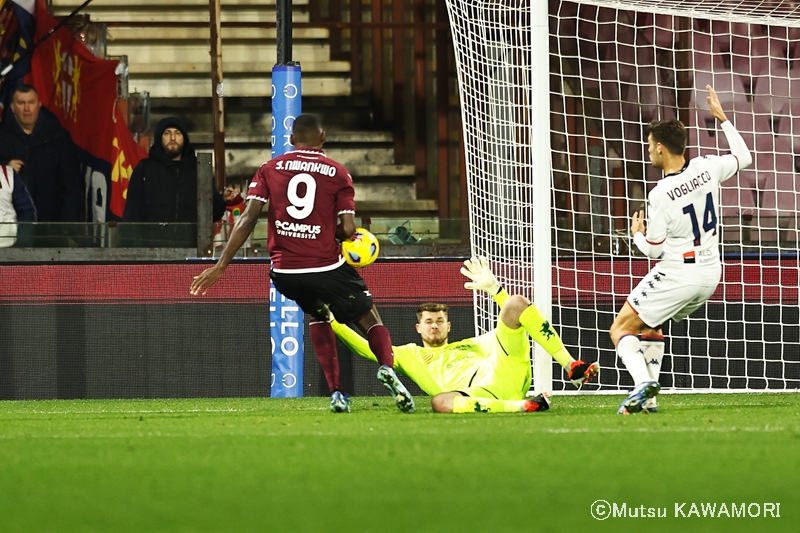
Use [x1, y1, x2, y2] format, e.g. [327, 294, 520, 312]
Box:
[122, 117, 225, 246]
[223, 186, 245, 220]
[0, 163, 36, 247]
[0, 84, 82, 246]
[213, 187, 247, 248]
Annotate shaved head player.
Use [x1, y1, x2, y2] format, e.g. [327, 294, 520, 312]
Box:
[191, 114, 415, 414]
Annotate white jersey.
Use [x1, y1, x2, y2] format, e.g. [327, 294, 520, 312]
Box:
[645, 152, 739, 284]
[0, 166, 19, 247]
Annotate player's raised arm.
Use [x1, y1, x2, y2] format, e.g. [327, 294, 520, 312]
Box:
[706, 85, 728, 124]
[707, 84, 752, 170]
[461, 256, 509, 307]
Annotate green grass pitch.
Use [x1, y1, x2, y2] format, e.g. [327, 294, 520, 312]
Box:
[0, 393, 798, 533]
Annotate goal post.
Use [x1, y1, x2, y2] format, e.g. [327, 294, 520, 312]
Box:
[531, 1, 554, 394]
[444, 0, 555, 394]
[444, 0, 800, 394]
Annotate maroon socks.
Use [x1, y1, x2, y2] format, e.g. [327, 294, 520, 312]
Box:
[367, 324, 394, 368]
[309, 321, 341, 392]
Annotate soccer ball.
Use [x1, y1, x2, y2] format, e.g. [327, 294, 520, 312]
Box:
[342, 228, 380, 268]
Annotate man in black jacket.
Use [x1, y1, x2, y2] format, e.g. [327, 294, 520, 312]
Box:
[123, 117, 225, 246]
[0, 85, 82, 246]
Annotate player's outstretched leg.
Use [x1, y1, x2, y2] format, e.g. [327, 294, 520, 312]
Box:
[516, 302, 599, 388]
[523, 392, 551, 412]
[329, 391, 351, 413]
[448, 393, 550, 413]
[617, 381, 661, 415]
[567, 360, 600, 388]
[377, 365, 416, 413]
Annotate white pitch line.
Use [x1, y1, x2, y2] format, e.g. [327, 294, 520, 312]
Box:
[0, 424, 792, 440]
[0, 408, 280, 416]
[538, 425, 787, 434]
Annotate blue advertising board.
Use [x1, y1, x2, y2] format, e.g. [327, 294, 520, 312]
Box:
[270, 64, 303, 397]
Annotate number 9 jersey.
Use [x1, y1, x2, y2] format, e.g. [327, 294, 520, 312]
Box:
[645, 149, 740, 285]
[247, 148, 356, 272]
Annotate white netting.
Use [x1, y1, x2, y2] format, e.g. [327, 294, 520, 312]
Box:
[445, 1, 539, 333]
[446, 0, 800, 392]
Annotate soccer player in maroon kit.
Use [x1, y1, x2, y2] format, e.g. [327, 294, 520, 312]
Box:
[190, 114, 415, 414]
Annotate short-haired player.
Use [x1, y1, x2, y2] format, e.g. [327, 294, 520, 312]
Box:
[190, 114, 414, 414]
[331, 257, 599, 413]
[610, 85, 753, 414]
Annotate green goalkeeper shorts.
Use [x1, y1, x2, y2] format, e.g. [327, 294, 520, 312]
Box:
[458, 320, 533, 401]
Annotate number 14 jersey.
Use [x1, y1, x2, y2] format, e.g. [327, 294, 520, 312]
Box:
[247, 148, 356, 272]
[645, 152, 740, 284]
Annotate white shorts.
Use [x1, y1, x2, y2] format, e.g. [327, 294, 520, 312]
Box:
[627, 266, 718, 328]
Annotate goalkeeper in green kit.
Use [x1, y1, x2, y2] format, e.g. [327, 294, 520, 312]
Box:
[331, 257, 599, 413]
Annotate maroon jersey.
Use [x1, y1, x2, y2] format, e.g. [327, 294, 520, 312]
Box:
[247, 148, 355, 271]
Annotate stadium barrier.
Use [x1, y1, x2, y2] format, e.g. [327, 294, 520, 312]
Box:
[0, 258, 796, 400]
[0, 260, 468, 400]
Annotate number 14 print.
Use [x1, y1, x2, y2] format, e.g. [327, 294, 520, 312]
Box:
[682, 192, 717, 246]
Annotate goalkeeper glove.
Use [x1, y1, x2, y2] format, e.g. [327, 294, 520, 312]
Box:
[461, 256, 501, 295]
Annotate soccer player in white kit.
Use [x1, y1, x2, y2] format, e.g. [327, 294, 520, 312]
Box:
[609, 85, 752, 414]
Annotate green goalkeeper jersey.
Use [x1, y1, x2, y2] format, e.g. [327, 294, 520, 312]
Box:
[331, 319, 531, 399]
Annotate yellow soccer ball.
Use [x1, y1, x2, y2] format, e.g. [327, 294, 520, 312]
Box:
[342, 228, 380, 268]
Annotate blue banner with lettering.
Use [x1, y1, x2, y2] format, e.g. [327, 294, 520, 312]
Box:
[271, 65, 301, 158]
[270, 64, 303, 397]
[269, 284, 303, 397]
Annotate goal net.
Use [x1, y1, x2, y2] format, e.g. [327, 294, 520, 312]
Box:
[445, 0, 800, 393]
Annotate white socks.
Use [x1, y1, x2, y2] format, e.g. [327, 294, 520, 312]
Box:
[617, 334, 652, 385]
[641, 336, 665, 382]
